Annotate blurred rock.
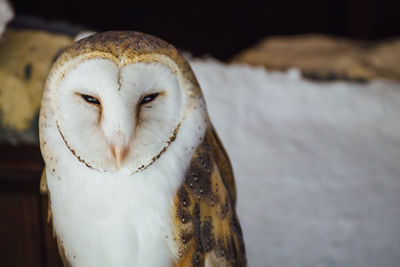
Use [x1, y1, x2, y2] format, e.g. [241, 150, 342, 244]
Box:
[365, 39, 400, 81]
[233, 35, 400, 82]
[0, 29, 73, 143]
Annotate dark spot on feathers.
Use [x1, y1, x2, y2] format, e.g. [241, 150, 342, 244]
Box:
[220, 198, 230, 219]
[180, 230, 193, 245]
[177, 186, 190, 207]
[185, 138, 213, 201]
[176, 185, 192, 223]
[176, 203, 191, 224]
[216, 238, 225, 258]
[200, 220, 214, 252]
[226, 235, 236, 261]
[191, 252, 204, 267]
[24, 63, 32, 80]
[192, 203, 202, 252]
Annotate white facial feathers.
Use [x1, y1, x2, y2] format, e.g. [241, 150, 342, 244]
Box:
[54, 58, 185, 173]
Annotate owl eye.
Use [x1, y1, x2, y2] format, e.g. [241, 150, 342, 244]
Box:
[81, 94, 100, 105]
[140, 93, 159, 106]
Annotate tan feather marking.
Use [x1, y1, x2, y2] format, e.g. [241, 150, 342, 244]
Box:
[172, 127, 247, 266]
[57, 238, 72, 267]
[39, 169, 53, 225]
[47, 197, 53, 225]
[40, 168, 48, 195]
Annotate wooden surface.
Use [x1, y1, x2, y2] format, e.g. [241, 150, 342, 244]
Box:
[0, 143, 63, 267]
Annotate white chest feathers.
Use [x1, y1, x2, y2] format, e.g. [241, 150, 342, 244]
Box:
[43, 90, 207, 266]
[47, 159, 184, 267]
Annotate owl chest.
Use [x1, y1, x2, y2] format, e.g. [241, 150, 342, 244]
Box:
[48, 169, 178, 267]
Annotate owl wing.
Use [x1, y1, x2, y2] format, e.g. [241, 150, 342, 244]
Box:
[207, 124, 237, 207]
[172, 124, 246, 267]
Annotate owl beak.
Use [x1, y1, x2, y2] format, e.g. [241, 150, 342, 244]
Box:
[111, 145, 129, 168]
[109, 131, 129, 168]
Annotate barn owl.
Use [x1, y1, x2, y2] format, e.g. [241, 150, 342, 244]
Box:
[39, 31, 246, 267]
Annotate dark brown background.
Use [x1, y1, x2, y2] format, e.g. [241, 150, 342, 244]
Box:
[0, 144, 63, 266]
[9, 0, 400, 60]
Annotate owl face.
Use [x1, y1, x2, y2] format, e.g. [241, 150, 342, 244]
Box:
[52, 57, 185, 173]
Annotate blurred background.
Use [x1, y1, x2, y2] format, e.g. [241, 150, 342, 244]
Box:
[8, 0, 400, 59]
[1, 0, 400, 266]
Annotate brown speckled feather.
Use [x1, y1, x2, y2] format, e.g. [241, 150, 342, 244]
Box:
[172, 124, 246, 267]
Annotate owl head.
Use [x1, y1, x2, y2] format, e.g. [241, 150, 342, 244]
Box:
[40, 31, 207, 173]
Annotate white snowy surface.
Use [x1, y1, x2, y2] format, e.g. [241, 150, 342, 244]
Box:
[189, 59, 400, 267]
[0, 0, 13, 37]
